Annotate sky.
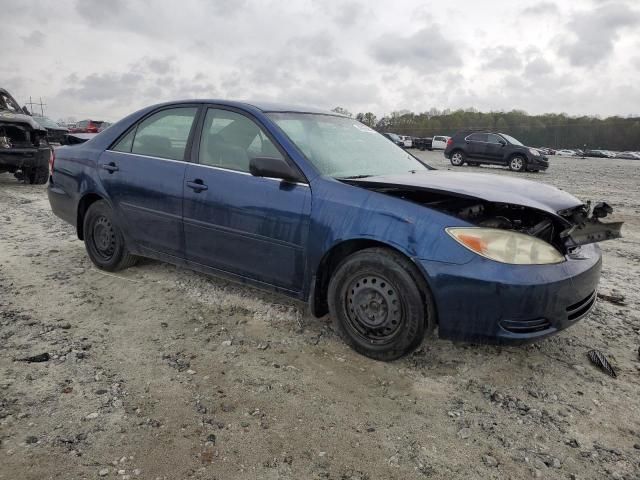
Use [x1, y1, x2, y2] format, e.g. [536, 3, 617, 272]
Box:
[2, 0, 640, 122]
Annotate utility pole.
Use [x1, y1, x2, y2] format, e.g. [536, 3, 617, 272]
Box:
[24, 96, 46, 116]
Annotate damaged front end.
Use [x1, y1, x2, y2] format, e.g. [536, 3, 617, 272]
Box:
[351, 182, 622, 254]
[558, 202, 623, 248]
[0, 88, 51, 184]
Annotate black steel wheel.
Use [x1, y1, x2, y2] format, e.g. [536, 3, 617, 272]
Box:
[345, 273, 403, 344]
[83, 200, 137, 271]
[328, 247, 435, 361]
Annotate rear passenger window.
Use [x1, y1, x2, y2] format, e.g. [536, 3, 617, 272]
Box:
[131, 107, 197, 161]
[199, 109, 282, 172]
[468, 133, 488, 142]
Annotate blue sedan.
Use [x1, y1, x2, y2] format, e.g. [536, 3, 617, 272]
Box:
[48, 100, 623, 360]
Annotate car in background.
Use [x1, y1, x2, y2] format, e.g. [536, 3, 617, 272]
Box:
[616, 151, 640, 160]
[536, 147, 556, 155]
[47, 99, 622, 360]
[0, 87, 51, 184]
[431, 135, 450, 150]
[398, 135, 412, 148]
[34, 116, 69, 145]
[70, 119, 106, 133]
[382, 132, 404, 147]
[413, 137, 433, 151]
[444, 130, 549, 172]
[556, 149, 577, 156]
[584, 150, 613, 158]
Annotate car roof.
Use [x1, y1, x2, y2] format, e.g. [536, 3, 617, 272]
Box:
[151, 99, 343, 116]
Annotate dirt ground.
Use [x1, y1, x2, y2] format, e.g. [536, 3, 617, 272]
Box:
[1, 152, 639, 480]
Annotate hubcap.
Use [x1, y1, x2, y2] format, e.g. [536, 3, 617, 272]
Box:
[511, 157, 523, 170]
[92, 216, 116, 260]
[345, 274, 402, 344]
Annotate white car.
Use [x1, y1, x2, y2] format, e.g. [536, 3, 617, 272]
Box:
[556, 149, 577, 156]
[399, 135, 413, 148]
[431, 135, 450, 150]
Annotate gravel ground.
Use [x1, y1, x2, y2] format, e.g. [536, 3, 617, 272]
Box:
[1, 152, 639, 480]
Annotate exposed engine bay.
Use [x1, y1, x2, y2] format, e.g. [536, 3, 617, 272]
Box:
[356, 185, 623, 252]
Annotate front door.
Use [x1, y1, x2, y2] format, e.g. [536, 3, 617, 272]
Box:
[98, 106, 199, 258]
[183, 107, 311, 293]
[484, 134, 506, 163]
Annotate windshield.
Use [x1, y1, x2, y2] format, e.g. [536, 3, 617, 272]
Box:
[34, 116, 64, 129]
[268, 113, 428, 178]
[500, 133, 524, 146]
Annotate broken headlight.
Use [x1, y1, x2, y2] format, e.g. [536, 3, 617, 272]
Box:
[0, 136, 11, 149]
[446, 227, 565, 265]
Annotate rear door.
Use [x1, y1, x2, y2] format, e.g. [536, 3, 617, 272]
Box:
[182, 107, 311, 293]
[98, 105, 200, 259]
[465, 133, 488, 158]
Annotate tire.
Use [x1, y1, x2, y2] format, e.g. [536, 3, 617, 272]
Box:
[450, 150, 465, 166]
[83, 200, 138, 271]
[26, 166, 49, 185]
[508, 155, 526, 172]
[328, 248, 435, 361]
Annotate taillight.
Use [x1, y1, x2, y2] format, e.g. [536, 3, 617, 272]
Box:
[447, 138, 453, 146]
[49, 148, 55, 175]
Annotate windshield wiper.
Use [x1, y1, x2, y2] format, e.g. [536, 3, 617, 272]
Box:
[339, 174, 373, 179]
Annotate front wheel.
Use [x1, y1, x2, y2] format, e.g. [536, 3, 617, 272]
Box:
[328, 248, 435, 361]
[450, 151, 465, 166]
[508, 155, 526, 172]
[83, 200, 138, 271]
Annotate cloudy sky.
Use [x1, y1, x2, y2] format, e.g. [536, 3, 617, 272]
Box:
[3, 0, 639, 122]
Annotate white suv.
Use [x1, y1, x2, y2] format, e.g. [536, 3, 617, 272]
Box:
[431, 135, 450, 149]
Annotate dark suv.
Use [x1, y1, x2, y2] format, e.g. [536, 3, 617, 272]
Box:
[444, 131, 549, 172]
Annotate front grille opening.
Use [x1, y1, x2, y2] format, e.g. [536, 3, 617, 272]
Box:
[566, 290, 596, 321]
[500, 318, 551, 334]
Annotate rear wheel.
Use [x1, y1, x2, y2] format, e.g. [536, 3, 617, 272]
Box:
[26, 165, 49, 185]
[83, 200, 137, 271]
[450, 151, 465, 166]
[508, 155, 526, 172]
[328, 248, 435, 361]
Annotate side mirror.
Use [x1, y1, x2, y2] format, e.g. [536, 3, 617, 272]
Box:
[249, 156, 305, 183]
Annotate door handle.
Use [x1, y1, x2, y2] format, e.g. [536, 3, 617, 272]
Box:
[186, 179, 208, 192]
[102, 162, 119, 173]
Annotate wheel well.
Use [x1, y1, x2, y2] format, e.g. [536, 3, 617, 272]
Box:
[508, 152, 527, 162]
[76, 193, 103, 240]
[310, 239, 434, 320]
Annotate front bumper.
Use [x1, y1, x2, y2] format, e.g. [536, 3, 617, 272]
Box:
[528, 155, 549, 170]
[419, 243, 602, 344]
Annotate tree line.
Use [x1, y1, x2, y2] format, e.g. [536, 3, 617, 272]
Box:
[331, 107, 640, 151]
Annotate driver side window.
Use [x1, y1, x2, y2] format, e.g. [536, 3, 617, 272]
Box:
[199, 109, 283, 173]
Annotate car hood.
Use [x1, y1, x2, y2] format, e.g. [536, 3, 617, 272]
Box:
[0, 110, 47, 131]
[351, 170, 583, 215]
